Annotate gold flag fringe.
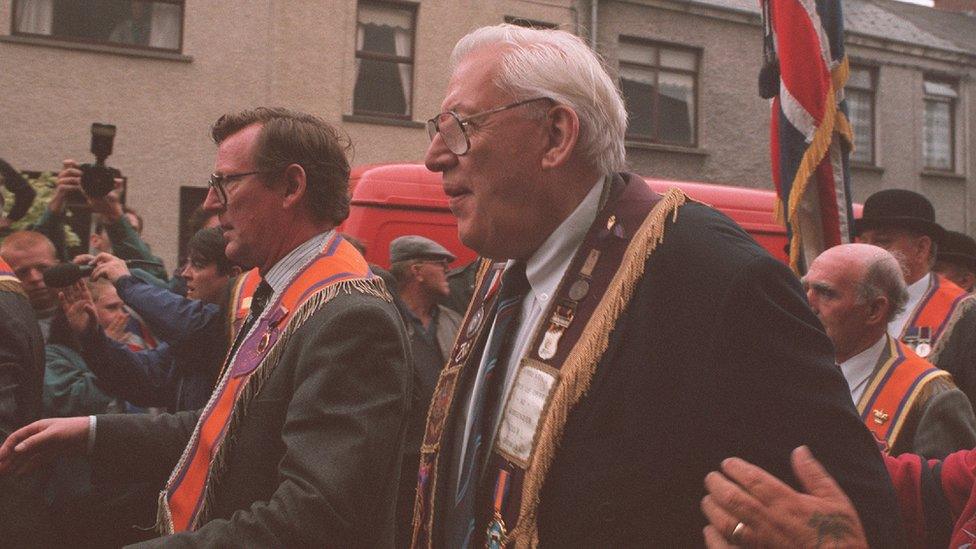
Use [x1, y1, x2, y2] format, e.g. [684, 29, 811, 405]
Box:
[507, 188, 690, 548]
[773, 55, 851, 273]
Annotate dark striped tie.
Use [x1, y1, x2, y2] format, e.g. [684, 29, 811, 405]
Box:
[451, 262, 529, 547]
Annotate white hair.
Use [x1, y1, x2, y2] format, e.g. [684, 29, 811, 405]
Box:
[451, 24, 628, 174]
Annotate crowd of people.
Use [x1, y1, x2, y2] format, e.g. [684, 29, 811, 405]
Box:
[2, 22, 976, 548]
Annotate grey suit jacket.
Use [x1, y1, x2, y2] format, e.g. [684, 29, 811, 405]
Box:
[891, 376, 976, 459]
[91, 291, 411, 548]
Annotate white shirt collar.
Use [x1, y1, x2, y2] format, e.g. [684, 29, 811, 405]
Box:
[263, 230, 335, 296]
[888, 272, 932, 338]
[838, 334, 888, 404]
[519, 175, 608, 304]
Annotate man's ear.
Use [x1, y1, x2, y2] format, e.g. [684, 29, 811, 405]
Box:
[866, 296, 890, 325]
[541, 104, 581, 170]
[281, 163, 308, 210]
[916, 235, 933, 262]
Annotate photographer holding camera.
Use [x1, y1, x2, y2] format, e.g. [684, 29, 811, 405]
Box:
[34, 159, 167, 282]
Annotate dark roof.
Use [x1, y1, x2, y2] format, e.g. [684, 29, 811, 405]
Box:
[689, 0, 976, 55]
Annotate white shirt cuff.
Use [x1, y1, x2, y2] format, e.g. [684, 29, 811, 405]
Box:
[87, 415, 97, 454]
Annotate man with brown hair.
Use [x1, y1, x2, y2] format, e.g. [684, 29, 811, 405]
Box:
[0, 108, 411, 547]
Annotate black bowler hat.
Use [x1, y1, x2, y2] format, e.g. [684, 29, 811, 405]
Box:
[854, 189, 946, 245]
[938, 230, 976, 273]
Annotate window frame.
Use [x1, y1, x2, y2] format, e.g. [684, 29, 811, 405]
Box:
[845, 64, 878, 167]
[617, 36, 701, 148]
[503, 16, 557, 30]
[353, 0, 418, 121]
[10, 0, 185, 53]
[922, 75, 958, 173]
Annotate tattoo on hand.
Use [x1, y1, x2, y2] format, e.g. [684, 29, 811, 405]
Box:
[808, 512, 855, 547]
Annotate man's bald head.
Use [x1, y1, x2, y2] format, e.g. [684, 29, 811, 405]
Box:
[814, 244, 908, 323]
[803, 244, 908, 362]
[1, 231, 58, 312]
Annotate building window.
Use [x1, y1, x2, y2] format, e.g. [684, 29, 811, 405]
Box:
[618, 38, 699, 146]
[923, 78, 957, 171]
[12, 0, 183, 52]
[845, 66, 876, 165]
[353, 1, 416, 119]
[503, 16, 557, 29]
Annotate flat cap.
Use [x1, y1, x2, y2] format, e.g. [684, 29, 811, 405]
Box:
[389, 235, 456, 264]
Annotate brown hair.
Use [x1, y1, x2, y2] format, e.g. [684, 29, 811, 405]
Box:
[211, 107, 352, 224]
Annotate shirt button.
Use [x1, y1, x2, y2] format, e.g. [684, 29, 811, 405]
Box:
[539, 292, 549, 301]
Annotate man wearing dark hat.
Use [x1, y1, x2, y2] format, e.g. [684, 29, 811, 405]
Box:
[935, 230, 976, 293]
[857, 189, 976, 407]
[389, 235, 462, 548]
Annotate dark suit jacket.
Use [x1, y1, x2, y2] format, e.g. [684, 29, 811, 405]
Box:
[932, 304, 976, 410]
[0, 288, 44, 440]
[533, 197, 902, 546]
[91, 291, 411, 548]
[432, 177, 903, 547]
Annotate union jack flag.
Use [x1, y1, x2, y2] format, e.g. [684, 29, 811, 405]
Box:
[762, 0, 854, 272]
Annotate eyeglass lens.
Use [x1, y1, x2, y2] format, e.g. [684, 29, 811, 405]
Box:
[427, 113, 468, 155]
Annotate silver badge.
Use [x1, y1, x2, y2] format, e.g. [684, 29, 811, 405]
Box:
[538, 327, 563, 360]
[568, 279, 589, 302]
[915, 342, 932, 358]
[466, 306, 484, 338]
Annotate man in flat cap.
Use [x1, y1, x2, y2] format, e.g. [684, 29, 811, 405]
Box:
[857, 189, 976, 408]
[389, 235, 463, 548]
[935, 230, 976, 293]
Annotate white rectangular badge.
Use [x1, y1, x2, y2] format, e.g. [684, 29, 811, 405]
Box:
[495, 359, 559, 466]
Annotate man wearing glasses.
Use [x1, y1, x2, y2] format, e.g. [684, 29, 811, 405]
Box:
[0, 108, 411, 547]
[411, 24, 903, 547]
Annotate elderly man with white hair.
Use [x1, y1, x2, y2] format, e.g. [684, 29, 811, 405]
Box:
[411, 23, 902, 547]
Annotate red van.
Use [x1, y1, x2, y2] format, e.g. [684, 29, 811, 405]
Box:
[341, 163, 835, 268]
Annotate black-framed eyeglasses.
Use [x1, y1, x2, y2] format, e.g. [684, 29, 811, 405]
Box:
[426, 97, 551, 156]
[207, 171, 264, 207]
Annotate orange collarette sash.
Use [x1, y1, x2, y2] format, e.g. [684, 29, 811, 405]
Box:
[857, 336, 949, 453]
[160, 235, 377, 533]
[899, 275, 970, 359]
[226, 268, 261, 345]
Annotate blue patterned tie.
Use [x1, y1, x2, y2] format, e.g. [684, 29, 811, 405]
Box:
[450, 262, 529, 548]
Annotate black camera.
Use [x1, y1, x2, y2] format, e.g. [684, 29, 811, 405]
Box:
[80, 123, 121, 198]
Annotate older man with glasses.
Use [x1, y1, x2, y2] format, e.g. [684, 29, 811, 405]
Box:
[409, 24, 903, 547]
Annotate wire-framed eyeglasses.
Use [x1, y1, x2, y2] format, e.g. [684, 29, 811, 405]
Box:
[425, 97, 551, 156]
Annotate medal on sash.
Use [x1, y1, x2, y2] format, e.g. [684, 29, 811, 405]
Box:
[486, 469, 511, 549]
[905, 326, 932, 358]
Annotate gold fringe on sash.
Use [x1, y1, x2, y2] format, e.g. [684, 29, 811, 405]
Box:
[157, 277, 391, 533]
[929, 294, 976, 363]
[508, 188, 689, 548]
[0, 279, 26, 296]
